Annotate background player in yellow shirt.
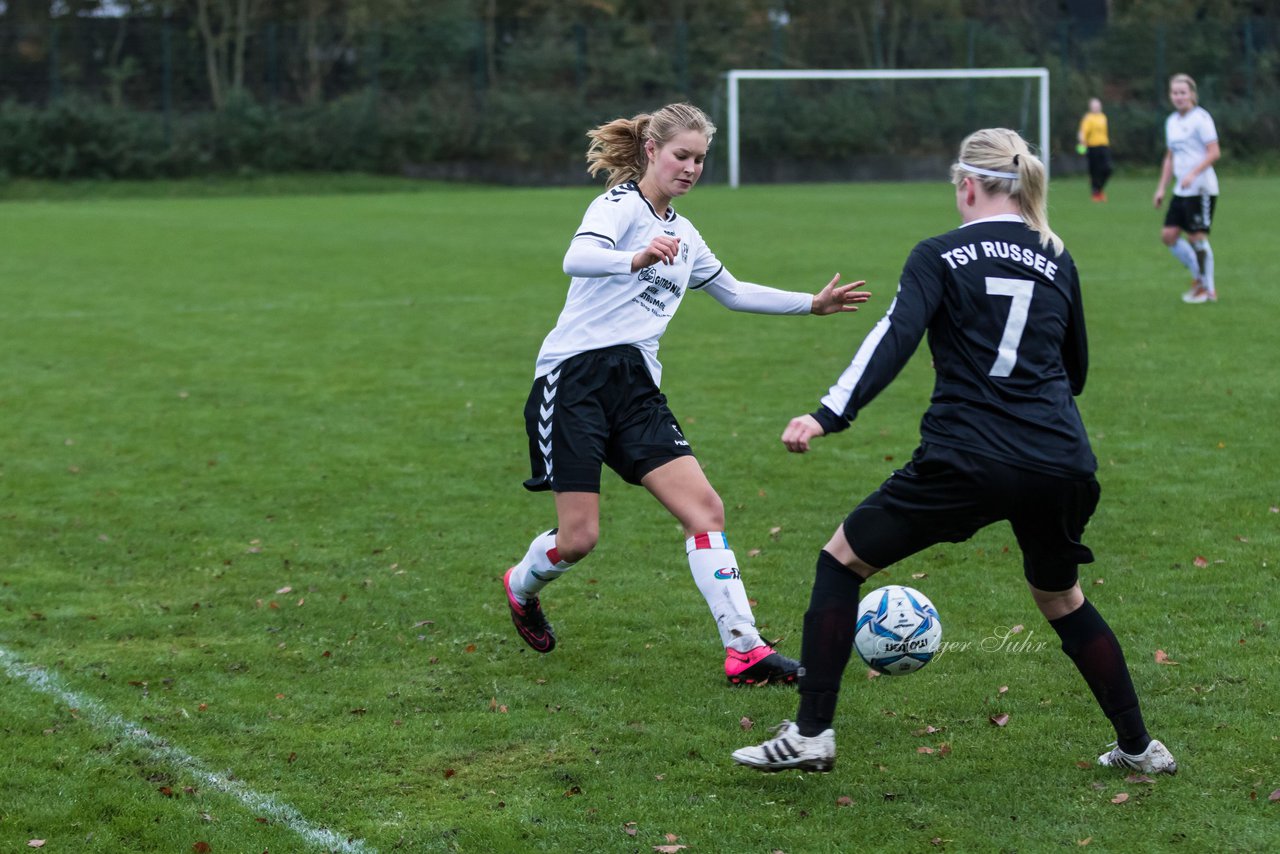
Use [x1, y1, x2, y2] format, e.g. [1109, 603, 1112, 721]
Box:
[1077, 97, 1112, 202]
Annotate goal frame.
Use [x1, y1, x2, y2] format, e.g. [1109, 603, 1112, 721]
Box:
[724, 67, 1050, 188]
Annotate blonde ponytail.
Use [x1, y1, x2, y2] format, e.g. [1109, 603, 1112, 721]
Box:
[585, 103, 716, 188]
[950, 128, 1064, 256]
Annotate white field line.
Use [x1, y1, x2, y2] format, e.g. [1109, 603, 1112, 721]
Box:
[0, 645, 376, 854]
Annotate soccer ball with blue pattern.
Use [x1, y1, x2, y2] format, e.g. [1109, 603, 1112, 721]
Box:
[854, 585, 942, 675]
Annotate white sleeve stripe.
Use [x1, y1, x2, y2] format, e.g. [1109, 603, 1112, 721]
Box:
[820, 292, 899, 416]
[573, 231, 615, 246]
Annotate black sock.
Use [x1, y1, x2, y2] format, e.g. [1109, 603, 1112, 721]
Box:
[1049, 599, 1150, 754]
[796, 550, 862, 737]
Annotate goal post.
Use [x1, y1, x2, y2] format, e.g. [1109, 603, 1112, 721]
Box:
[725, 68, 1050, 187]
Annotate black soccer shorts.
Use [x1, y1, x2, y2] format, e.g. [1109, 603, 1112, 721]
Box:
[522, 345, 694, 494]
[840, 442, 1101, 592]
[1164, 193, 1216, 234]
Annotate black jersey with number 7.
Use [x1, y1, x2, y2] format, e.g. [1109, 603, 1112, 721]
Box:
[812, 216, 1095, 479]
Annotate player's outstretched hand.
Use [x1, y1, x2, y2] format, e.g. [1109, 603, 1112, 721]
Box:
[811, 274, 871, 315]
[781, 414, 826, 453]
[1153, 187, 1165, 208]
[631, 235, 681, 271]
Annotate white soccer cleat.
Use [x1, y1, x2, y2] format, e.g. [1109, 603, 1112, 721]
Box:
[1097, 739, 1178, 775]
[732, 720, 835, 773]
[1182, 283, 1216, 304]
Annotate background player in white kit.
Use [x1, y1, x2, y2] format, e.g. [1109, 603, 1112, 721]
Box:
[1154, 73, 1221, 304]
[503, 103, 871, 685]
[733, 128, 1176, 775]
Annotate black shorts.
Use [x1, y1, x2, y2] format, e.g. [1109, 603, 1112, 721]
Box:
[1164, 193, 1216, 234]
[522, 345, 694, 494]
[841, 443, 1100, 592]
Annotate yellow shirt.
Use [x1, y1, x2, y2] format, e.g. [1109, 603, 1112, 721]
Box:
[1078, 113, 1109, 148]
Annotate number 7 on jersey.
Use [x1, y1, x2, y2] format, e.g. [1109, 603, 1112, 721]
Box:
[985, 277, 1034, 377]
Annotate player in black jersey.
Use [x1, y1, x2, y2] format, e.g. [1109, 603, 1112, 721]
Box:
[734, 128, 1177, 776]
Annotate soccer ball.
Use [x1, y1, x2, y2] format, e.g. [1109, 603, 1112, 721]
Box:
[854, 585, 942, 675]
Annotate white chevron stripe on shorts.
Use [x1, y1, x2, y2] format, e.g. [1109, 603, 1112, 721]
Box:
[538, 370, 559, 482]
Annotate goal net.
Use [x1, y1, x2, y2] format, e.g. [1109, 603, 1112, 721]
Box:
[724, 68, 1050, 187]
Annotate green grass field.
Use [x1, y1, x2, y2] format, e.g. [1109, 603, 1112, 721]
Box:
[1, 173, 1277, 853]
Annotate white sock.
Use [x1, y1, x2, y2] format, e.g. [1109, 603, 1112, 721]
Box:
[1190, 238, 1215, 293]
[508, 529, 575, 603]
[1169, 238, 1200, 279]
[685, 532, 762, 652]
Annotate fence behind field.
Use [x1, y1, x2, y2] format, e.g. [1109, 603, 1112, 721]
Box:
[1, 6, 1276, 181]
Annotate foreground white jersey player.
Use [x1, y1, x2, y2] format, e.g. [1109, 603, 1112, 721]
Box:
[503, 102, 871, 685]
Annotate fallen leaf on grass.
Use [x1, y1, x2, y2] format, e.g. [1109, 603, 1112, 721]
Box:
[276, 586, 292, 594]
[1111, 792, 1129, 804]
[1193, 556, 1209, 568]
[1078, 838, 1092, 846]
[739, 716, 754, 731]
[1269, 789, 1280, 802]
[27, 842, 45, 849]
[1009, 624, 1024, 634]
[192, 843, 212, 853]
[1154, 649, 1178, 665]
[653, 847, 687, 854]
[1125, 773, 1155, 784]
[989, 713, 1010, 727]
[836, 795, 855, 806]
[866, 668, 880, 680]
[623, 822, 638, 837]
[917, 746, 934, 754]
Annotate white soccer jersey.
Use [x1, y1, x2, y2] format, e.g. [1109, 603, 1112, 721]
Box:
[1165, 106, 1219, 196]
[534, 181, 808, 385]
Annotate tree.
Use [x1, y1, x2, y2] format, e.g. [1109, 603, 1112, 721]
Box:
[186, 0, 261, 108]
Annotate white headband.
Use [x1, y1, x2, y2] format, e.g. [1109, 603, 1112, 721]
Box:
[958, 162, 1018, 180]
